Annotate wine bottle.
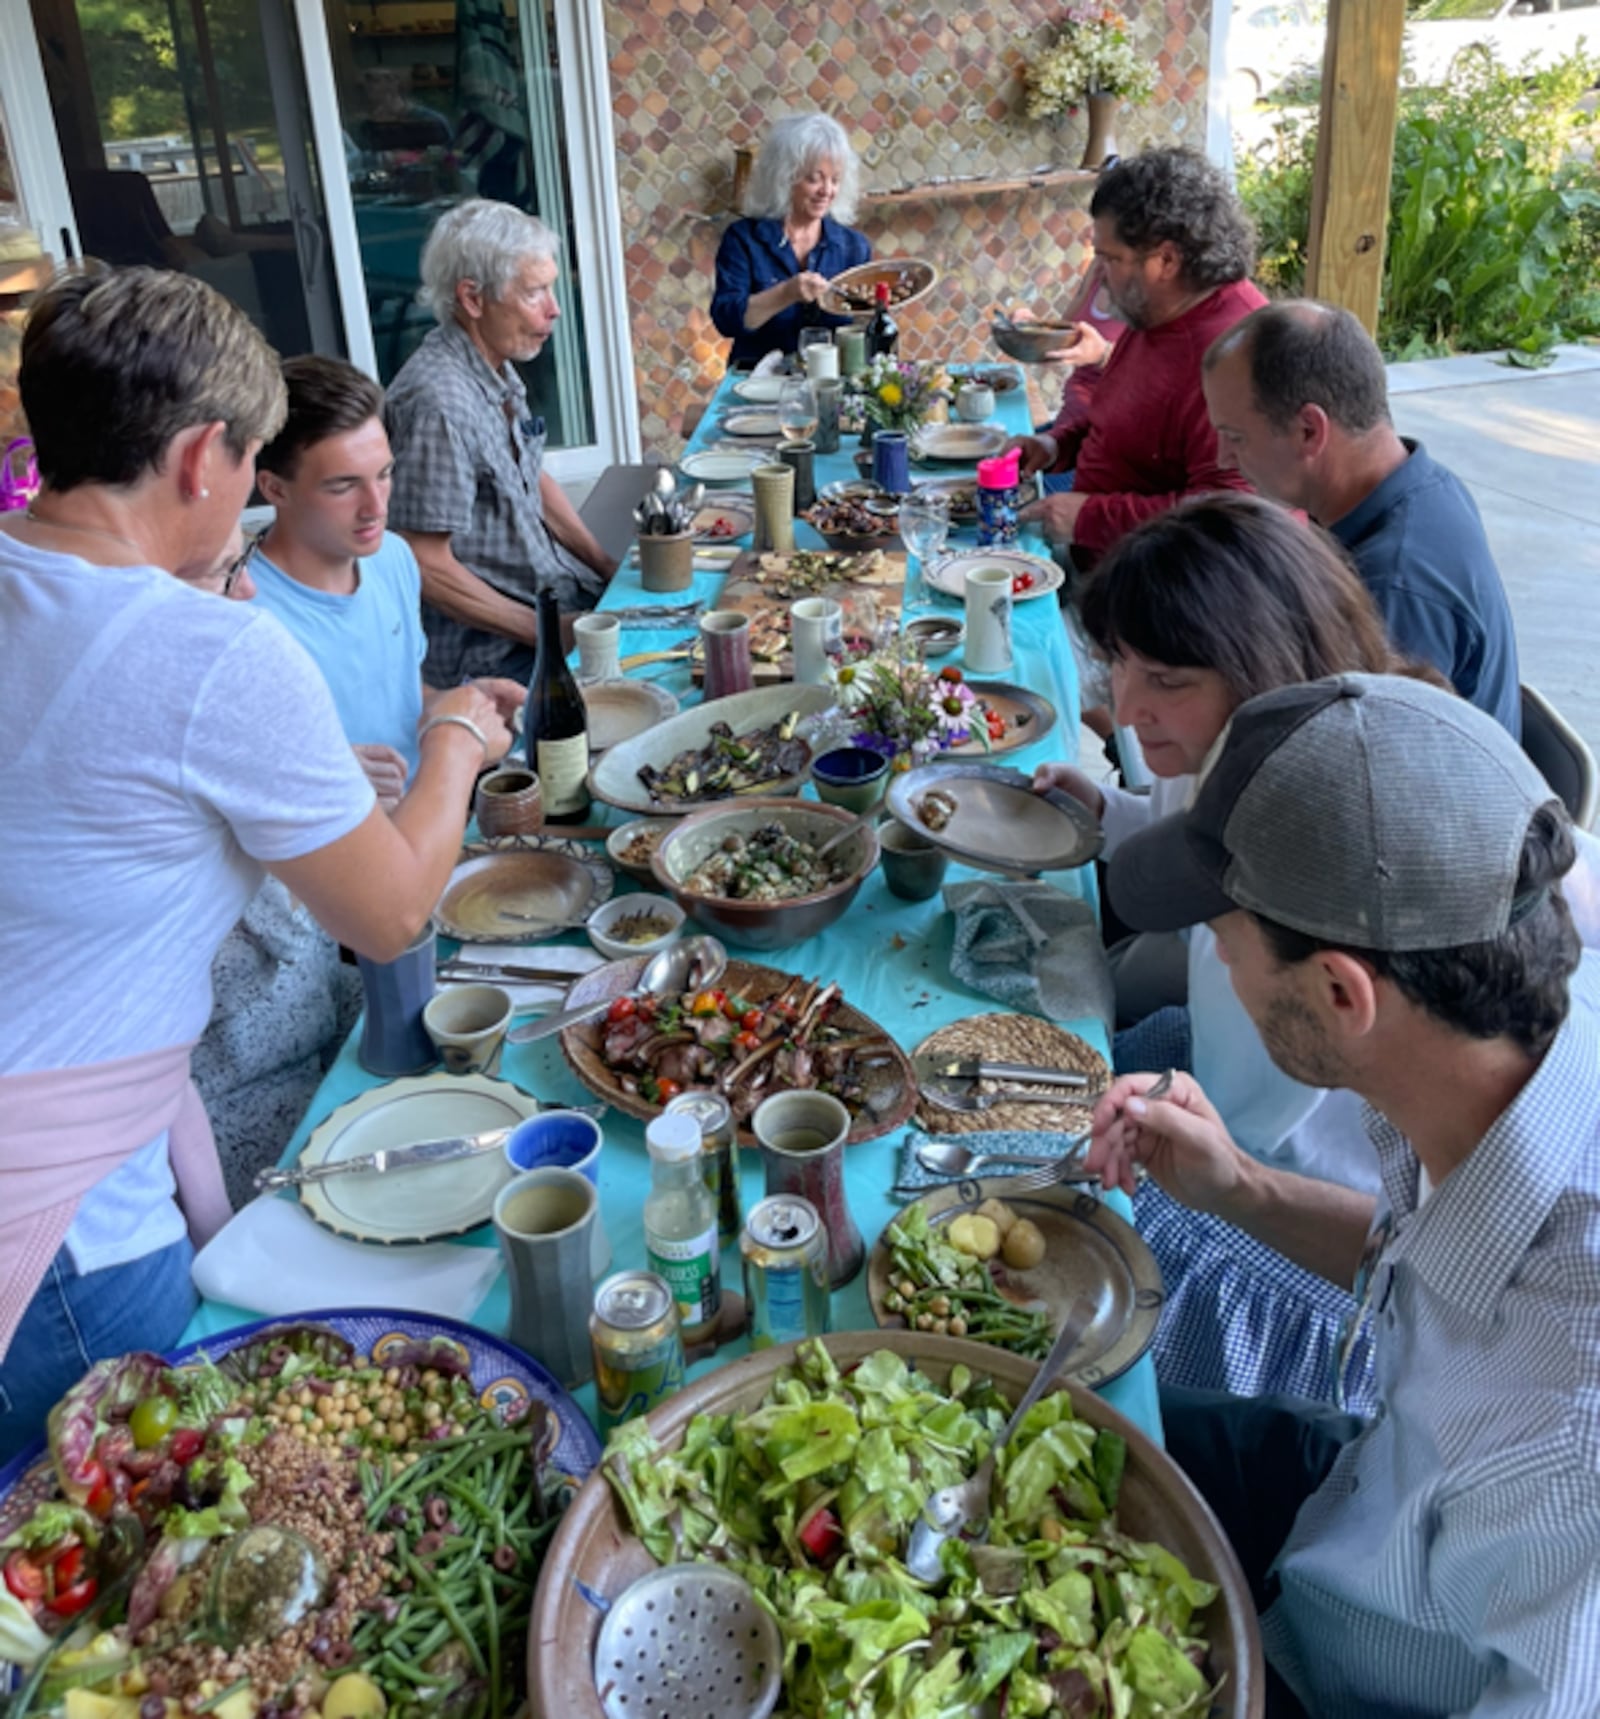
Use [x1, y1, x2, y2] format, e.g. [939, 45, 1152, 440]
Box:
[522, 588, 591, 822]
[865, 281, 899, 360]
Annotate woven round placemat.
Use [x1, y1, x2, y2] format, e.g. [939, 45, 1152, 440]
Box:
[911, 1013, 1110, 1135]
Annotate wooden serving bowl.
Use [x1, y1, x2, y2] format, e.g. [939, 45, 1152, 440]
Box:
[527, 1332, 1264, 1718]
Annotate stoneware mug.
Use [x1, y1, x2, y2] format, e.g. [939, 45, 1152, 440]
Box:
[355, 924, 438, 1077]
[493, 1168, 598, 1387]
[753, 1089, 864, 1288]
[504, 1110, 611, 1276]
[964, 563, 1014, 675]
[474, 767, 544, 839]
[422, 983, 513, 1075]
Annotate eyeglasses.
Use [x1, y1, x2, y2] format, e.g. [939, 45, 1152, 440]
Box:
[1331, 1206, 1396, 1411]
[220, 529, 264, 597]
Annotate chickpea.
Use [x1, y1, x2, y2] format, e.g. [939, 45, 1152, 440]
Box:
[915, 1312, 936, 1332]
[285, 1404, 304, 1424]
[929, 1294, 951, 1318]
[423, 1402, 443, 1425]
[898, 1279, 916, 1300]
[948, 1316, 968, 1337]
[356, 1407, 373, 1428]
[932, 1318, 949, 1335]
[296, 1387, 313, 1407]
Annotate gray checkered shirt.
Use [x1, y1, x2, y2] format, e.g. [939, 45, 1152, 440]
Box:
[384, 321, 604, 684]
[1263, 952, 1600, 1716]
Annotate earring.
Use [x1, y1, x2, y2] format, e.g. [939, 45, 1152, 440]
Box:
[198, 488, 209, 500]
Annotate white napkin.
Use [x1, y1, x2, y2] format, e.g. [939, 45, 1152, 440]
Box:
[192, 1196, 501, 1320]
[444, 943, 604, 1009]
[750, 350, 787, 378]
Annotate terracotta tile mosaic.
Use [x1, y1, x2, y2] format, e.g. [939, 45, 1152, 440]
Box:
[602, 0, 1214, 455]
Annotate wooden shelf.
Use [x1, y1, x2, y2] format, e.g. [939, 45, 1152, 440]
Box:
[861, 167, 1099, 208]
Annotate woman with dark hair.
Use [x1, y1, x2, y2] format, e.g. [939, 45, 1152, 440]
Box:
[709, 114, 871, 365]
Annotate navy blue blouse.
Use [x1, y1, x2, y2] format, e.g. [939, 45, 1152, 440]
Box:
[710, 215, 873, 364]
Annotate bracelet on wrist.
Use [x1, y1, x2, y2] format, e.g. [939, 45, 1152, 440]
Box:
[420, 713, 489, 758]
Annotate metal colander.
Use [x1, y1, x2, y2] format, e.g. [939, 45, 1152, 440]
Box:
[594, 1563, 782, 1719]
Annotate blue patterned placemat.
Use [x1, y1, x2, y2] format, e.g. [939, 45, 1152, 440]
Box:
[893, 1125, 1093, 1197]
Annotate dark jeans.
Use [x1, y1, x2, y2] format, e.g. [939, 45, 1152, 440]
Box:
[1160, 1385, 1365, 1718]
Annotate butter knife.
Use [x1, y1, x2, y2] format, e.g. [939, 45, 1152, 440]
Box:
[255, 1128, 512, 1192]
[912, 1054, 1090, 1089]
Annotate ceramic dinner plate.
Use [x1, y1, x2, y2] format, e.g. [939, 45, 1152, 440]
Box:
[679, 449, 765, 485]
[691, 494, 755, 543]
[887, 760, 1103, 874]
[923, 547, 1064, 602]
[868, 1178, 1163, 1387]
[732, 375, 787, 404]
[912, 423, 1010, 463]
[911, 477, 980, 525]
[721, 409, 782, 439]
[435, 841, 614, 942]
[581, 679, 679, 751]
[949, 681, 1057, 758]
[293, 1073, 541, 1244]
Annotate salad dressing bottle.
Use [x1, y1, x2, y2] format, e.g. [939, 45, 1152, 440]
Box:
[643, 1112, 722, 1347]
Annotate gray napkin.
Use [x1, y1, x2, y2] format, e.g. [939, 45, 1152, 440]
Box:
[944, 879, 1114, 1033]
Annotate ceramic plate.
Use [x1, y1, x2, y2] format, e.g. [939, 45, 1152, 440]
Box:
[558, 956, 915, 1146]
[292, 1073, 539, 1244]
[911, 423, 1010, 464]
[886, 760, 1103, 874]
[691, 494, 755, 543]
[721, 409, 782, 438]
[948, 680, 1057, 758]
[581, 680, 679, 751]
[820, 257, 939, 317]
[911, 477, 980, 525]
[435, 841, 614, 942]
[588, 683, 835, 815]
[923, 547, 1064, 602]
[679, 449, 766, 485]
[0, 1309, 601, 1567]
[732, 375, 787, 403]
[868, 1179, 1163, 1387]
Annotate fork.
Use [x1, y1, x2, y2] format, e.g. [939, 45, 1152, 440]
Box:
[989, 1068, 1175, 1195]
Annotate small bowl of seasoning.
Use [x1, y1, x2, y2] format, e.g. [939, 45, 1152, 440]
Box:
[586, 893, 686, 962]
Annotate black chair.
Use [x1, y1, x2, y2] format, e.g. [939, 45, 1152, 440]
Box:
[1521, 684, 1598, 830]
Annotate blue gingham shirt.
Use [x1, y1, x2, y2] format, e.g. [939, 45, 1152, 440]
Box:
[1263, 951, 1600, 1716]
[384, 321, 604, 684]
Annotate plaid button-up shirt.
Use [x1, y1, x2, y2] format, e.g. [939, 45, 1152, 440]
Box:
[1263, 951, 1600, 1716]
[385, 321, 604, 684]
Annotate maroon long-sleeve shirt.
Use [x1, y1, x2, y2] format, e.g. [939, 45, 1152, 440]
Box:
[1051, 277, 1267, 561]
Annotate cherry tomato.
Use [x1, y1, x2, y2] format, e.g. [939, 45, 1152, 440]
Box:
[654, 1078, 682, 1102]
[78, 1459, 113, 1518]
[48, 1555, 97, 1617]
[740, 1008, 763, 1032]
[169, 1428, 206, 1466]
[130, 1394, 178, 1451]
[937, 665, 964, 684]
[607, 996, 639, 1024]
[4, 1549, 45, 1602]
[733, 1030, 761, 1051]
[798, 1507, 843, 1563]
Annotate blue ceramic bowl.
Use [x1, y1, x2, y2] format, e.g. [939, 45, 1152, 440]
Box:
[811, 745, 890, 814]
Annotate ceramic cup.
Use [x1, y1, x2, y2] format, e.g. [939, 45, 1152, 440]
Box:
[474, 767, 544, 839]
[504, 1110, 610, 1276]
[753, 1089, 862, 1287]
[493, 1168, 598, 1387]
[835, 326, 868, 377]
[422, 983, 513, 1075]
[638, 530, 694, 593]
[355, 925, 439, 1077]
[878, 815, 950, 901]
[790, 595, 842, 686]
[955, 383, 996, 422]
[811, 745, 889, 814]
[802, 341, 839, 383]
[751, 463, 796, 554]
[964, 563, 1015, 674]
[813, 379, 843, 455]
[701, 609, 755, 701]
[573, 612, 621, 683]
[778, 441, 817, 514]
[872, 431, 911, 497]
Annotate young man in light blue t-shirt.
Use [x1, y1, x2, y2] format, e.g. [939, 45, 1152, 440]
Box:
[251, 357, 524, 802]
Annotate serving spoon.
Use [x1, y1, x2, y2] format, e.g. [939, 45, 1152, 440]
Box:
[905, 1294, 1098, 1584]
[505, 934, 728, 1046]
[915, 1135, 1089, 1178]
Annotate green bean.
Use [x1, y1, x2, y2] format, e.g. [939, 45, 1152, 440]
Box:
[480, 1567, 501, 1719]
[404, 1553, 488, 1677]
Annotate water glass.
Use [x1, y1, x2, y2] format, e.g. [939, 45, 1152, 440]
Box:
[777, 377, 819, 445]
[898, 494, 950, 616]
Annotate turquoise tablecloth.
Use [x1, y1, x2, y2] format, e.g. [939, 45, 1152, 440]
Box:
[184, 366, 1162, 1445]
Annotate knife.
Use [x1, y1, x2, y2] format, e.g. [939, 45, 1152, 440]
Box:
[255, 1128, 514, 1192]
[912, 1054, 1090, 1089]
[437, 960, 597, 984]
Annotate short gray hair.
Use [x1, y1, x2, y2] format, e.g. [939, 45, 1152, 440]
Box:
[743, 114, 861, 225]
[1207, 300, 1392, 435]
[418, 199, 559, 324]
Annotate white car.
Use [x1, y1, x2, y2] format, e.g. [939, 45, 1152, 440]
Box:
[1227, 0, 1328, 101]
[1405, 0, 1598, 86]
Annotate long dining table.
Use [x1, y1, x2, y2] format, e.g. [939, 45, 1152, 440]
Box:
[182, 359, 1163, 1444]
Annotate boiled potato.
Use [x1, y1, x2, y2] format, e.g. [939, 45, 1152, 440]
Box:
[213, 1689, 260, 1719]
[947, 1212, 1001, 1259]
[1002, 1217, 1047, 1270]
[324, 1673, 387, 1719]
[975, 1198, 1017, 1238]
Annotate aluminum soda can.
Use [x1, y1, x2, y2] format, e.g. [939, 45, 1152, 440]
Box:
[665, 1089, 741, 1245]
[741, 1195, 831, 1350]
[590, 1270, 685, 1438]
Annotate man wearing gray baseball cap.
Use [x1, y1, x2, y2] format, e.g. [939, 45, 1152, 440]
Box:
[1085, 673, 1600, 1717]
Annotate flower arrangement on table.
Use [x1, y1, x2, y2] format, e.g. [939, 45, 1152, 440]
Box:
[850, 355, 951, 436]
[821, 633, 1001, 767]
[1021, 2, 1156, 114]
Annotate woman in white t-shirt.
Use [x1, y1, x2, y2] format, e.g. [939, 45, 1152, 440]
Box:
[0, 268, 512, 1460]
[1035, 494, 1446, 1410]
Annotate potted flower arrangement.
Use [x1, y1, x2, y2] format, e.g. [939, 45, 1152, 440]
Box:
[852, 355, 950, 438]
[822, 631, 989, 769]
[1021, 3, 1156, 168]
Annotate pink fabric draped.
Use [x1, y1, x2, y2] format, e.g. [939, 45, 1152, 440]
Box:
[0, 1043, 230, 1359]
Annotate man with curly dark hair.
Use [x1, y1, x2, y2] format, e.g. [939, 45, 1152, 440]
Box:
[1012, 149, 1265, 565]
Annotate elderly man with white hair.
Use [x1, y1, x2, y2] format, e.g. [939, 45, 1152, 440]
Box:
[385, 199, 614, 685]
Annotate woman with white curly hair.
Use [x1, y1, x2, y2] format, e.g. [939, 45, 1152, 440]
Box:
[710, 113, 872, 366]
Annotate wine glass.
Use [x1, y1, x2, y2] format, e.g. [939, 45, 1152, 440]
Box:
[898, 493, 950, 618]
[777, 377, 819, 445]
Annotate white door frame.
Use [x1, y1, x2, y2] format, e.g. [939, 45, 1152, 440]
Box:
[2, 0, 636, 480]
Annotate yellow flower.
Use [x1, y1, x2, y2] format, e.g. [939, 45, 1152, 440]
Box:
[878, 382, 904, 408]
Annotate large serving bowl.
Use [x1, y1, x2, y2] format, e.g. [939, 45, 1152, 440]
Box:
[650, 797, 879, 951]
[528, 1331, 1264, 1719]
[990, 317, 1080, 364]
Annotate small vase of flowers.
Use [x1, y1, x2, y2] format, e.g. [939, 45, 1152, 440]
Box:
[852, 355, 951, 438]
[820, 630, 990, 769]
[1021, 4, 1156, 168]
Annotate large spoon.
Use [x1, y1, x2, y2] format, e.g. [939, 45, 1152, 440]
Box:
[904, 1294, 1098, 1584]
[915, 1135, 1089, 1178]
[505, 934, 728, 1046]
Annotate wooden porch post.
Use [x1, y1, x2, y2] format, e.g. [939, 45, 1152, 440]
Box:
[1303, 0, 1406, 334]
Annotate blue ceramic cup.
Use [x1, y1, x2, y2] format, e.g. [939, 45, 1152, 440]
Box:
[872, 430, 911, 497]
[355, 925, 438, 1077]
[811, 745, 890, 814]
[505, 1112, 609, 1275]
